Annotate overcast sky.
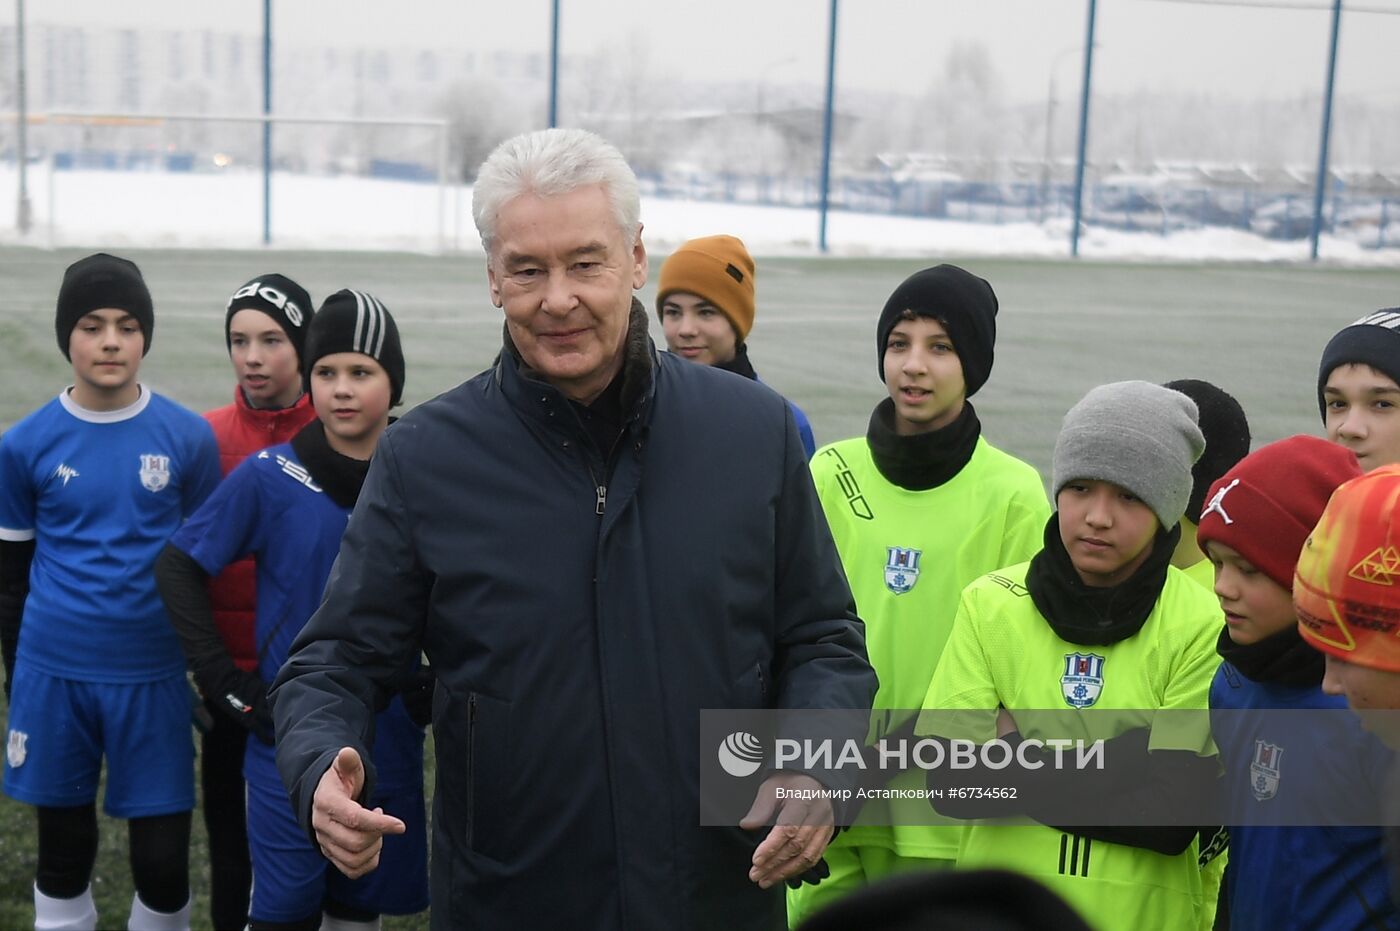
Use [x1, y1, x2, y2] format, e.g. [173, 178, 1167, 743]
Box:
[7, 0, 1400, 104]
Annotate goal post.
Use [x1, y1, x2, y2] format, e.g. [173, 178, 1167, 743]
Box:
[39, 111, 453, 253]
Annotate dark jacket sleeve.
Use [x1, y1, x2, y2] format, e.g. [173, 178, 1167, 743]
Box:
[927, 726, 1212, 855]
[155, 542, 273, 741]
[769, 406, 878, 801]
[270, 429, 431, 837]
[1041, 747, 1214, 855]
[1, 538, 35, 699]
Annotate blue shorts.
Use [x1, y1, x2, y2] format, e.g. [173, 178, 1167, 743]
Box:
[3, 663, 195, 818]
[245, 750, 429, 923]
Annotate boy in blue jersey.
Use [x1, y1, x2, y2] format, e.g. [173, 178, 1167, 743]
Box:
[0, 253, 221, 931]
[156, 290, 429, 931]
[1200, 436, 1397, 930]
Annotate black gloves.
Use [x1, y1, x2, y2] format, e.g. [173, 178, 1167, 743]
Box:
[786, 856, 831, 890]
[201, 664, 275, 745]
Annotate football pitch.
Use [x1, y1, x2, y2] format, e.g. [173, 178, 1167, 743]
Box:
[3, 245, 1398, 475]
[1, 245, 1399, 928]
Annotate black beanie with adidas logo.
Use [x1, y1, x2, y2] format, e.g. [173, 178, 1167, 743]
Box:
[303, 289, 405, 406]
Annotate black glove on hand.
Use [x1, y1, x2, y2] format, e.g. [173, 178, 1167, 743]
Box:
[398, 664, 435, 728]
[209, 670, 275, 745]
[785, 856, 831, 889]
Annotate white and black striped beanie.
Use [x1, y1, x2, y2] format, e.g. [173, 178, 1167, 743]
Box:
[1317, 308, 1400, 421]
[303, 289, 405, 405]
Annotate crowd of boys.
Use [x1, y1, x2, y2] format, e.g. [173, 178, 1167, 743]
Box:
[2, 127, 1400, 930]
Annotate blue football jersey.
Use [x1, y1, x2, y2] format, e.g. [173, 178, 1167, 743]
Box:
[1210, 662, 1398, 930]
[0, 387, 220, 682]
[171, 440, 423, 792]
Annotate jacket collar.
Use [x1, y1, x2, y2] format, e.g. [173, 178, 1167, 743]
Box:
[233, 384, 313, 427]
[495, 298, 657, 434]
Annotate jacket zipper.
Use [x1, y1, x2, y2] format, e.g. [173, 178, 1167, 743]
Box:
[585, 433, 628, 517]
[466, 692, 477, 847]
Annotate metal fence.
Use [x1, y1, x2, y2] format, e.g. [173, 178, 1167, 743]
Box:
[639, 169, 1400, 250]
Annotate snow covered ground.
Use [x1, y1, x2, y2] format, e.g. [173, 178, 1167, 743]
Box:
[2, 164, 1397, 265]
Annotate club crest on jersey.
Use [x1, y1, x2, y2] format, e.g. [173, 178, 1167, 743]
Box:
[138, 453, 171, 492]
[1061, 653, 1105, 708]
[1250, 740, 1283, 801]
[7, 729, 27, 768]
[884, 547, 923, 595]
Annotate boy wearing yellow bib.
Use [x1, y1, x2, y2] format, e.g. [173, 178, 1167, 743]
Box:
[922, 381, 1223, 931]
[790, 266, 1048, 926]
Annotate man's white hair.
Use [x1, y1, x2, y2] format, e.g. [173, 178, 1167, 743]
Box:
[472, 128, 641, 254]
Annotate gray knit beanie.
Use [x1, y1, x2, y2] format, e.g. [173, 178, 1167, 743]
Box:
[1052, 381, 1205, 529]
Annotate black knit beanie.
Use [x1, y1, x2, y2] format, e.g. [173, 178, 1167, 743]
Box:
[876, 264, 998, 396]
[225, 274, 314, 369]
[1163, 378, 1251, 523]
[1317, 308, 1400, 420]
[55, 253, 154, 360]
[303, 289, 405, 406]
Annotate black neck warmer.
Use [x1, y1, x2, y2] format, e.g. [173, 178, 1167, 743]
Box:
[290, 419, 374, 510]
[1026, 514, 1179, 647]
[1216, 625, 1323, 688]
[712, 343, 758, 381]
[570, 369, 626, 458]
[866, 398, 981, 491]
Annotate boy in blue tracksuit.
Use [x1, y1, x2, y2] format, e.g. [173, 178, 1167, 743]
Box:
[1199, 435, 1397, 930]
[156, 290, 429, 931]
[1, 253, 221, 930]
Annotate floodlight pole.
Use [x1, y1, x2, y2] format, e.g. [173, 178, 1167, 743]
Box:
[1069, 0, 1099, 258]
[262, 0, 272, 245]
[817, 0, 838, 254]
[548, 0, 561, 128]
[15, 0, 32, 234]
[1309, 0, 1343, 262]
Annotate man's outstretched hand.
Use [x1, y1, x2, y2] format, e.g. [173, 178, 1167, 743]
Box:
[741, 772, 835, 890]
[312, 747, 406, 879]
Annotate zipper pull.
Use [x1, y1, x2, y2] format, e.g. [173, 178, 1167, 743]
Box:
[595, 484, 607, 515]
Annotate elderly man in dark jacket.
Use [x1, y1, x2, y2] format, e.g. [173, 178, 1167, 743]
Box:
[271, 127, 876, 931]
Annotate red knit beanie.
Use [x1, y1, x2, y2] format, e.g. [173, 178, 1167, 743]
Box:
[1295, 464, 1400, 672]
[1196, 435, 1362, 589]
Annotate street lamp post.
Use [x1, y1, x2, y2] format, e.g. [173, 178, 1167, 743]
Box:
[548, 0, 561, 128]
[1041, 45, 1092, 224]
[15, 0, 32, 234]
[1069, 0, 1100, 259]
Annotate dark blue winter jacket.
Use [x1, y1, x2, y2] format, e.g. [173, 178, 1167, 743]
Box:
[272, 303, 875, 931]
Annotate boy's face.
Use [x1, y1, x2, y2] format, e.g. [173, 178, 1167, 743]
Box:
[882, 316, 966, 436]
[1056, 479, 1160, 588]
[1321, 654, 1400, 748]
[660, 292, 738, 367]
[310, 352, 392, 455]
[228, 308, 302, 409]
[1204, 540, 1295, 645]
[69, 308, 143, 397]
[1324, 363, 1400, 471]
